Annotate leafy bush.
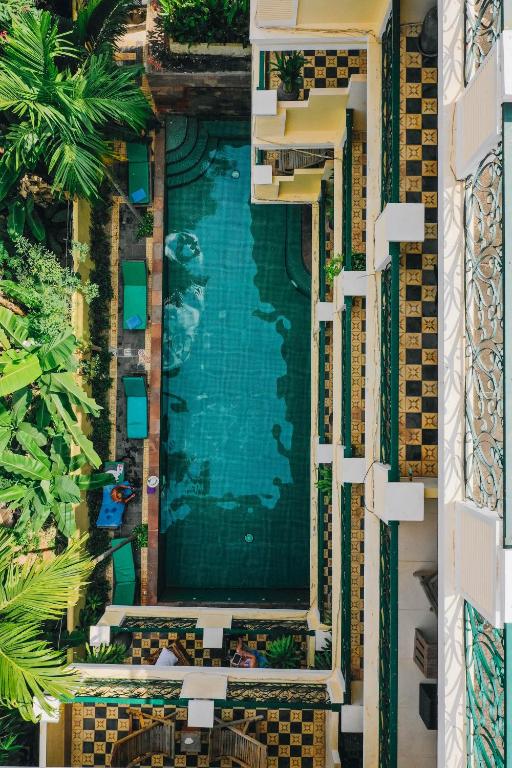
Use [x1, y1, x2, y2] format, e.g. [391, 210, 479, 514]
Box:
[314, 637, 332, 670]
[136, 210, 154, 240]
[132, 522, 148, 548]
[315, 465, 332, 503]
[324, 255, 343, 286]
[84, 642, 126, 664]
[0, 237, 98, 343]
[265, 635, 301, 669]
[158, 0, 249, 45]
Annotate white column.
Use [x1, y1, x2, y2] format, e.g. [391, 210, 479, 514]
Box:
[438, 0, 466, 766]
[362, 37, 382, 768]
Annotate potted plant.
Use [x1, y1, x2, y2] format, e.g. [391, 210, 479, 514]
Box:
[265, 635, 302, 668]
[270, 51, 306, 101]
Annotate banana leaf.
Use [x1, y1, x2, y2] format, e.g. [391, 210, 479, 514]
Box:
[53, 476, 80, 504]
[52, 502, 76, 538]
[7, 200, 25, 240]
[17, 421, 46, 447]
[76, 472, 112, 490]
[0, 449, 52, 481]
[25, 202, 46, 243]
[0, 354, 41, 397]
[0, 306, 29, 346]
[38, 333, 77, 373]
[0, 486, 28, 503]
[16, 428, 51, 469]
[11, 388, 32, 427]
[46, 393, 101, 467]
[44, 372, 100, 415]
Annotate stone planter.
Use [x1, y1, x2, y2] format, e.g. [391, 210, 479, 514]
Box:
[168, 40, 250, 59]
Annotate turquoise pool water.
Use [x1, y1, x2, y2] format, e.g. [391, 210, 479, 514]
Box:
[160, 119, 311, 603]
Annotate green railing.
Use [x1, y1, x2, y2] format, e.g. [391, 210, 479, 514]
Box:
[465, 601, 505, 767]
[317, 185, 328, 621]
[340, 110, 354, 691]
[379, 4, 400, 767]
[464, 0, 503, 85]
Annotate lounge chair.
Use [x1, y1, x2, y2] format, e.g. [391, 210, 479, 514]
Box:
[112, 537, 136, 606]
[127, 142, 151, 205]
[123, 376, 148, 439]
[122, 261, 147, 330]
[96, 484, 125, 529]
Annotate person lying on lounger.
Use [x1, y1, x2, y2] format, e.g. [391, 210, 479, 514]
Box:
[110, 484, 136, 504]
[231, 638, 267, 668]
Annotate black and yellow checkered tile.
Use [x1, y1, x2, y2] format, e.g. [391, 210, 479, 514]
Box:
[71, 704, 326, 767]
[126, 632, 308, 668]
[399, 25, 438, 479]
[268, 49, 367, 100]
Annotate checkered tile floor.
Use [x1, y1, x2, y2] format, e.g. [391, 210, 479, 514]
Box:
[71, 704, 326, 768]
[399, 26, 438, 478]
[268, 49, 367, 100]
[126, 632, 308, 668]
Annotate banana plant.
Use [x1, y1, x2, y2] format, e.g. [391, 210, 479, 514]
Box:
[0, 434, 112, 538]
[0, 307, 101, 466]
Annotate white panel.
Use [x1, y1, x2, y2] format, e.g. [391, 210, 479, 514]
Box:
[340, 270, 368, 303]
[501, 548, 512, 624]
[317, 301, 334, 322]
[455, 500, 500, 625]
[337, 451, 366, 483]
[371, 462, 424, 523]
[502, 31, 512, 100]
[340, 704, 364, 733]
[256, 0, 298, 27]
[455, 42, 500, 179]
[317, 442, 333, 464]
[253, 164, 273, 184]
[187, 700, 215, 728]
[253, 89, 278, 115]
[89, 625, 111, 646]
[202, 627, 224, 648]
[375, 204, 425, 271]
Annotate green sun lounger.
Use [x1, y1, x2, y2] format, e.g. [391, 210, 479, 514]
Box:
[112, 537, 136, 606]
[122, 260, 147, 330]
[127, 142, 151, 205]
[123, 376, 148, 439]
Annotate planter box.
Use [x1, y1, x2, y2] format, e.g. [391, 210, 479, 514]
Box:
[413, 627, 438, 679]
[168, 40, 250, 58]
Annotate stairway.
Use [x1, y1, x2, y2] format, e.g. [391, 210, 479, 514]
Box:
[110, 721, 174, 767]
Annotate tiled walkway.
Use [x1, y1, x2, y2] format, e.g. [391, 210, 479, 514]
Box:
[71, 704, 326, 768]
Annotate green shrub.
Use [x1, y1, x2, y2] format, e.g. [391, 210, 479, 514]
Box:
[132, 522, 148, 548]
[0, 237, 98, 343]
[158, 0, 249, 45]
[136, 211, 154, 240]
[324, 254, 343, 286]
[265, 635, 301, 669]
[84, 642, 126, 664]
[315, 465, 332, 503]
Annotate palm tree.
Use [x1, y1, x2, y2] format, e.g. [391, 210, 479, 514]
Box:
[73, 0, 137, 56]
[0, 10, 152, 202]
[0, 530, 93, 720]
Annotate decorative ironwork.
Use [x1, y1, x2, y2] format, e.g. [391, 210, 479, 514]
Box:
[73, 680, 331, 708]
[381, 10, 399, 208]
[379, 521, 398, 768]
[464, 601, 504, 767]
[380, 266, 392, 465]
[464, 0, 503, 85]
[340, 485, 352, 690]
[464, 144, 503, 515]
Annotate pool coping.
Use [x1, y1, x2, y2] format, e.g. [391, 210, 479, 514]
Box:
[147, 127, 165, 604]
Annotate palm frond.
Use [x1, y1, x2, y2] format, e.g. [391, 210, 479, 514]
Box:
[75, 0, 135, 54]
[0, 622, 77, 721]
[0, 531, 92, 624]
[46, 135, 109, 200]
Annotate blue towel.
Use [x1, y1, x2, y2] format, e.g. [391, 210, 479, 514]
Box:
[96, 485, 125, 529]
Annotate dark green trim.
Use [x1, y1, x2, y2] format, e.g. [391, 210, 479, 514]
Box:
[258, 51, 266, 90]
[340, 484, 352, 701]
[343, 110, 354, 271]
[390, 243, 400, 482]
[317, 486, 326, 622]
[318, 324, 326, 441]
[70, 696, 337, 711]
[504, 103, 512, 547]
[389, 521, 399, 767]
[319, 182, 327, 302]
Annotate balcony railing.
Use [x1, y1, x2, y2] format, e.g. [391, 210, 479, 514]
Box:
[464, 0, 503, 85]
[465, 601, 504, 767]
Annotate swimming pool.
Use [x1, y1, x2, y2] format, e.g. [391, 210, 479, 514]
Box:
[160, 118, 311, 604]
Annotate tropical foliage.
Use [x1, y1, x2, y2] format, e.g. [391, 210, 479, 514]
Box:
[0, 530, 93, 720]
[0, 707, 36, 766]
[314, 636, 332, 670]
[84, 642, 126, 663]
[270, 51, 306, 94]
[315, 464, 332, 502]
[158, 0, 249, 45]
[0, 238, 98, 343]
[0, 10, 151, 202]
[265, 635, 302, 669]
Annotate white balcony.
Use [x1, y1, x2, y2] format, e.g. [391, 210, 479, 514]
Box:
[374, 203, 425, 271]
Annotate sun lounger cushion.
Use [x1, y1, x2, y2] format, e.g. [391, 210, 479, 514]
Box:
[127, 142, 151, 205]
[123, 376, 148, 439]
[122, 261, 147, 330]
[96, 484, 125, 528]
[112, 537, 136, 606]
